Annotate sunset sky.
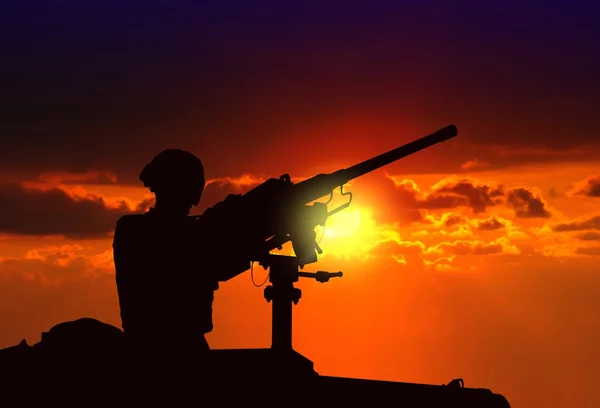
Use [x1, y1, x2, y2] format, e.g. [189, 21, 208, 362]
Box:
[1, 1, 600, 407]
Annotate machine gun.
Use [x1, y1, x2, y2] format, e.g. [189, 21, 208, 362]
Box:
[200, 124, 458, 269]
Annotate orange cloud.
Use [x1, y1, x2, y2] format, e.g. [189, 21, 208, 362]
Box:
[0, 182, 145, 238]
[554, 213, 600, 232]
[505, 187, 552, 218]
[460, 159, 491, 170]
[313, 205, 527, 276]
[422, 255, 459, 272]
[473, 216, 507, 231]
[379, 176, 505, 225]
[541, 213, 600, 258]
[569, 174, 600, 197]
[381, 175, 558, 225]
[38, 170, 118, 184]
[0, 172, 277, 238]
[206, 174, 268, 189]
[2, 171, 584, 271]
[425, 237, 519, 257]
[1, 244, 114, 285]
[574, 231, 600, 241]
[422, 212, 508, 231]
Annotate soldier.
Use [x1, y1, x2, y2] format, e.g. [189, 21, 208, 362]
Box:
[112, 149, 253, 377]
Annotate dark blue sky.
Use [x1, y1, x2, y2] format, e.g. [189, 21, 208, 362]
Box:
[1, 0, 599, 180]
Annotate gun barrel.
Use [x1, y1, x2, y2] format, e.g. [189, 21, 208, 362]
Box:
[341, 124, 457, 182]
[291, 125, 458, 204]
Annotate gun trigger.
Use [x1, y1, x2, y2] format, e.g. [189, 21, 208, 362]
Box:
[314, 241, 323, 254]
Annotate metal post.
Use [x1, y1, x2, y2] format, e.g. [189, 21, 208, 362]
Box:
[271, 281, 294, 350]
[264, 255, 302, 351]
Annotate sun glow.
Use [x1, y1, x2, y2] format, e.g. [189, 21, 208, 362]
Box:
[322, 209, 362, 239]
[314, 207, 391, 260]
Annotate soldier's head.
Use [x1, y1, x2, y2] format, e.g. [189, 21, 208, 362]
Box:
[139, 149, 205, 215]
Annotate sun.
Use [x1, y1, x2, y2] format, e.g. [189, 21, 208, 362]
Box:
[314, 207, 382, 260]
[273, 205, 398, 261]
[321, 209, 362, 239]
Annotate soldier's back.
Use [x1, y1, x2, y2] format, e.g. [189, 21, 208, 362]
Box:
[113, 212, 217, 344]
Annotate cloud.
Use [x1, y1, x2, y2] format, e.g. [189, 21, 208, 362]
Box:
[0, 182, 144, 238]
[574, 231, 600, 241]
[569, 175, 600, 198]
[380, 175, 557, 224]
[38, 171, 118, 184]
[423, 213, 508, 232]
[0, 244, 114, 284]
[554, 214, 600, 232]
[425, 237, 519, 257]
[424, 177, 506, 213]
[460, 159, 491, 170]
[437, 213, 466, 227]
[0, 172, 271, 238]
[473, 216, 506, 231]
[316, 206, 520, 269]
[206, 174, 268, 189]
[505, 187, 552, 218]
[382, 176, 505, 223]
[372, 236, 519, 270]
[422, 255, 459, 272]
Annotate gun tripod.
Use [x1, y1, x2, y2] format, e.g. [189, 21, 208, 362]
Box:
[259, 254, 343, 351]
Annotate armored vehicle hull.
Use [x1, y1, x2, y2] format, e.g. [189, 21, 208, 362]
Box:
[0, 318, 511, 407]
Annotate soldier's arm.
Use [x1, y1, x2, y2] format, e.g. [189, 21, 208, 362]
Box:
[113, 215, 140, 282]
[216, 257, 252, 282]
[194, 203, 257, 281]
[112, 216, 129, 323]
[195, 227, 253, 282]
[112, 215, 146, 323]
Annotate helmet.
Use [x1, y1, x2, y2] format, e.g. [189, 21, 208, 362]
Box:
[139, 149, 205, 205]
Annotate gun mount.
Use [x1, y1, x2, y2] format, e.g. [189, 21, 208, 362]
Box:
[259, 254, 343, 350]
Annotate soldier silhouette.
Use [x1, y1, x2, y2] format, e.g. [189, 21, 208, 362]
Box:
[112, 149, 253, 383]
